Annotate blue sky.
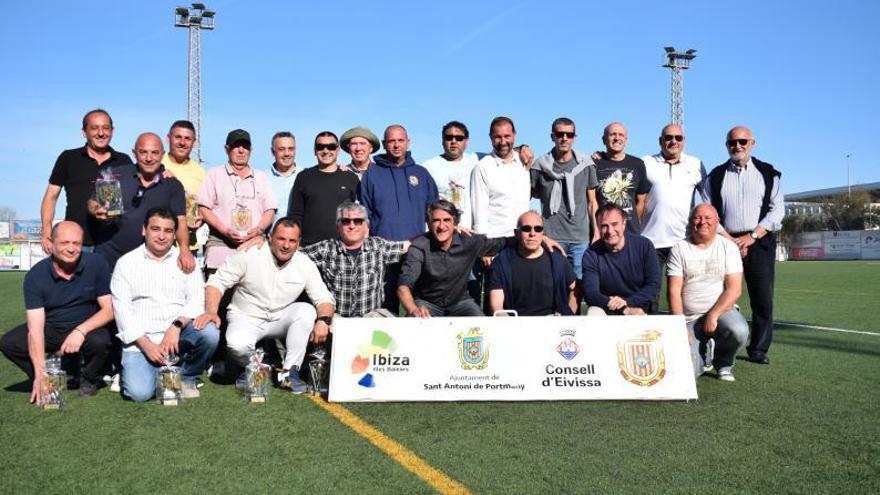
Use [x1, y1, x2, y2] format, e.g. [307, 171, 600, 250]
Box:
[1, 0, 877, 219]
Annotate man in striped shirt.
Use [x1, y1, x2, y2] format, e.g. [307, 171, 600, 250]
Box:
[111, 208, 220, 402]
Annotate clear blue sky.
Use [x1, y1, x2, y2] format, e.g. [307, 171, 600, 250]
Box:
[1, 0, 877, 219]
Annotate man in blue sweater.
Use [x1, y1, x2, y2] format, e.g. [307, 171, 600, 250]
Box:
[582, 204, 660, 315]
[358, 125, 438, 312]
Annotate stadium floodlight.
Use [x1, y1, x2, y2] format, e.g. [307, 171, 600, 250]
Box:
[662, 46, 697, 126]
[174, 3, 215, 162]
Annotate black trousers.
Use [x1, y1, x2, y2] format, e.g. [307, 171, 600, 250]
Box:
[0, 323, 111, 384]
[740, 233, 777, 356]
[652, 247, 672, 314]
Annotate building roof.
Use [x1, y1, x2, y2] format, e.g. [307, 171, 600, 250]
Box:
[785, 182, 880, 202]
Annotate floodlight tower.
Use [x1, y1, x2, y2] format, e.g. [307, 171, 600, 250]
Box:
[175, 3, 215, 162]
[662, 47, 697, 126]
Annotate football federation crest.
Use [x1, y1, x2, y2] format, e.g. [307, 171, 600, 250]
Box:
[556, 328, 579, 361]
[409, 175, 419, 186]
[457, 327, 489, 370]
[617, 330, 666, 387]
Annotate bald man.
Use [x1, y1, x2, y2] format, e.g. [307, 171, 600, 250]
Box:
[0, 221, 114, 400]
[705, 126, 783, 365]
[89, 133, 191, 271]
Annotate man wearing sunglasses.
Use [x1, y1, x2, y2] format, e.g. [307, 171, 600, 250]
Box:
[301, 201, 410, 317]
[487, 211, 577, 316]
[423, 121, 481, 229]
[89, 133, 191, 272]
[641, 124, 707, 310]
[287, 132, 358, 246]
[705, 126, 783, 365]
[530, 117, 598, 304]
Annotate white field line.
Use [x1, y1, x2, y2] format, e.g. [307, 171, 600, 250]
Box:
[774, 321, 880, 336]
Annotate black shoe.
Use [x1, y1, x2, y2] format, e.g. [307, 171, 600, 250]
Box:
[78, 379, 98, 397]
[749, 353, 770, 365]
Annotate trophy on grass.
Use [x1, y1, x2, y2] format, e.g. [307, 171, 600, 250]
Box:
[95, 169, 123, 217]
[156, 353, 182, 406]
[307, 345, 329, 397]
[245, 348, 271, 403]
[42, 355, 66, 410]
[230, 204, 252, 237]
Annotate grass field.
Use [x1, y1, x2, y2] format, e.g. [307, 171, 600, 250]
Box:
[1, 261, 878, 494]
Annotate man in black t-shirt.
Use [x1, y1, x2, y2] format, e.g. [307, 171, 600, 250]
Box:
[593, 122, 650, 236]
[487, 211, 577, 316]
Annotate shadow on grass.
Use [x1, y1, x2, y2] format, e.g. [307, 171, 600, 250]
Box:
[774, 331, 880, 358]
[4, 380, 29, 393]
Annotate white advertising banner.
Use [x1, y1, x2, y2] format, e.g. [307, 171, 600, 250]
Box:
[861, 231, 880, 259]
[822, 231, 861, 259]
[329, 315, 698, 402]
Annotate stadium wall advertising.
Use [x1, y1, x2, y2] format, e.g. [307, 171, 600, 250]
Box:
[329, 315, 697, 402]
[790, 230, 880, 260]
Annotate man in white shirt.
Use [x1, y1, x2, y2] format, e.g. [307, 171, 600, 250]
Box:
[112, 208, 220, 402]
[423, 121, 481, 229]
[196, 218, 335, 394]
[667, 204, 749, 382]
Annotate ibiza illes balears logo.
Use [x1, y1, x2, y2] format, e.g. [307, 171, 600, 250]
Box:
[556, 328, 579, 361]
[457, 327, 489, 370]
[617, 330, 666, 387]
[350, 330, 409, 388]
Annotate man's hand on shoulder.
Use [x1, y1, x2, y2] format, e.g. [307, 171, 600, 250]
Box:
[177, 249, 196, 274]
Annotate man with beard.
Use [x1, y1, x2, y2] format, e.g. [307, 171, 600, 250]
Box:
[423, 121, 481, 229]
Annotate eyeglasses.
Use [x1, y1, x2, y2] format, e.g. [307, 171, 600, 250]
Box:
[443, 135, 467, 142]
[726, 138, 750, 147]
[519, 225, 544, 233]
[339, 218, 366, 226]
[132, 185, 146, 208]
[315, 143, 339, 151]
[553, 131, 576, 139]
[663, 135, 684, 142]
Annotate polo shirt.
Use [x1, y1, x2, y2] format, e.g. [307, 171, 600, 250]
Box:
[640, 152, 707, 249]
[94, 164, 186, 268]
[23, 252, 111, 328]
[161, 155, 206, 250]
[48, 145, 133, 245]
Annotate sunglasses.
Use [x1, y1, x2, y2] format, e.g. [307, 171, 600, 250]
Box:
[726, 138, 750, 147]
[315, 143, 339, 151]
[553, 131, 576, 139]
[519, 225, 544, 233]
[663, 134, 684, 142]
[339, 218, 366, 226]
[132, 185, 146, 208]
[443, 135, 467, 142]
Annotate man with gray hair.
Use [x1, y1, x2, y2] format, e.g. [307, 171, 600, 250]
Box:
[339, 126, 380, 180]
[301, 201, 410, 317]
[267, 131, 299, 213]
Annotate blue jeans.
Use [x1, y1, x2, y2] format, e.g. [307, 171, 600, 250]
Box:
[414, 298, 483, 317]
[688, 308, 749, 376]
[121, 322, 220, 402]
[558, 241, 588, 281]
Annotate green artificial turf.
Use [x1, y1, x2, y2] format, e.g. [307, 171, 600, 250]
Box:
[1, 261, 878, 494]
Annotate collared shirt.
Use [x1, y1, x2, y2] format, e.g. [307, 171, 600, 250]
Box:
[206, 244, 334, 322]
[400, 232, 506, 308]
[640, 152, 708, 249]
[94, 165, 186, 269]
[470, 153, 532, 238]
[301, 237, 405, 317]
[423, 152, 480, 229]
[23, 253, 111, 328]
[111, 245, 205, 350]
[268, 163, 299, 216]
[48, 145, 133, 245]
[198, 163, 277, 269]
[707, 159, 784, 233]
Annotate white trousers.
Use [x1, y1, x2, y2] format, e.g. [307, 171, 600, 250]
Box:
[226, 303, 316, 370]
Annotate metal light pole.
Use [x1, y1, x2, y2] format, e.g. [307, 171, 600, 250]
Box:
[663, 47, 697, 126]
[175, 3, 215, 162]
[845, 153, 851, 199]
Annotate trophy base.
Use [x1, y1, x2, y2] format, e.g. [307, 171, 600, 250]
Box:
[43, 404, 61, 410]
[160, 399, 179, 406]
[247, 396, 266, 403]
[107, 210, 123, 217]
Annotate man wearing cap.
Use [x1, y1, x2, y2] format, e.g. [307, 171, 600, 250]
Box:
[40, 108, 133, 254]
[340, 126, 380, 180]
[198, 129, 277, 275]
[267, 131, 299, 218]
[422, 121, 480, 229]
[288, 131, 359, 246]
[161, 120, 206, 257]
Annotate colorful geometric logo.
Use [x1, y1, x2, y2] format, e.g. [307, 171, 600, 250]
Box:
[556, 328, 579, 361]
[457, 327, 489, 370]
[350, 330, 396, 388]
[617, 330, 666, 387]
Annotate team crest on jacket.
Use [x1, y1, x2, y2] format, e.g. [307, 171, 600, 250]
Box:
[457, 327, 489, 370]
[617, 330, 666, 386]
[409, 175, 419, 186]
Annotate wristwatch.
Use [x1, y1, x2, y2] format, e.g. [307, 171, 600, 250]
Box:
[315, 315, 333, 326]
[171, 319, 185, 329]
[750, 231, 759, 240]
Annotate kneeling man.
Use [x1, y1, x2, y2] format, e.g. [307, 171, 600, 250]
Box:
[488, 211, 577, 316]
[112, 208, 219, 401]
[198, 218, 335, 393]
[668, 204, 749, 381]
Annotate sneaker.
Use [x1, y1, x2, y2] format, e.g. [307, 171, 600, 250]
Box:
[718, 368, 735, 382]
[279, 367, 312, 395]
[109, 373, 121, 393]
[181, 381, 200, 399]
[235, 372, 248, 391]
[194, 376, 205, 389]
[79, 379, 98, 397]
[701, 363, 715, 375]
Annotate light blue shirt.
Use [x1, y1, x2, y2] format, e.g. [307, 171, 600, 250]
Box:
[268, 163, 298, 215]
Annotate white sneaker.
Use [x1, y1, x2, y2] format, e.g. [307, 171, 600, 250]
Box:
[109, 373, 121, 393]
[718, 368, 735, 382]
